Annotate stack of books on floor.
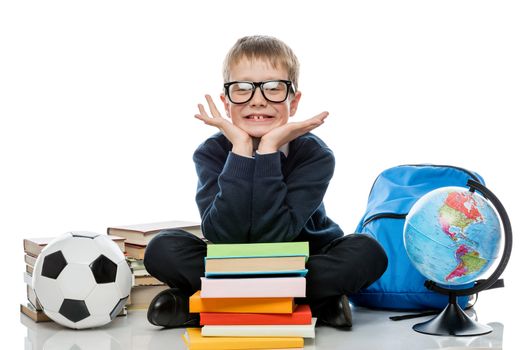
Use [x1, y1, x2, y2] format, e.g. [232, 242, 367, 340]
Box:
[108, 220, 204, 309]
[21, 235, 126, 323]
[183, 242, 315, 350]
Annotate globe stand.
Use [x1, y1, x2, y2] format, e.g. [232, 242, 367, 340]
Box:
[411, 180, 512, 337]
[413, 293, 492, 336]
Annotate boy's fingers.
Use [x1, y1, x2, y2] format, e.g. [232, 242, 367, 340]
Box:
[205, 95, 222, 118]
[315, 111, 329, 121]
[195, 113, 210, 123]
[198, 104, 209, 118]
[300, 113, 327, 128]
[307, 112, 328, 128]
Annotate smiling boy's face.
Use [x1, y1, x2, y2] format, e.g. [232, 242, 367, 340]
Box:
[220, 57, 301, 138]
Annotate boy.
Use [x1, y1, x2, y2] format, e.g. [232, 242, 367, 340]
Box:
[144, 35, 387, 329]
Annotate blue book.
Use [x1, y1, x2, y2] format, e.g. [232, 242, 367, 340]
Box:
[204, 255, 308, 278]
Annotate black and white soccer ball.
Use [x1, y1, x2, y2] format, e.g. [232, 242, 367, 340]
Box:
[32, 231, 132, 329]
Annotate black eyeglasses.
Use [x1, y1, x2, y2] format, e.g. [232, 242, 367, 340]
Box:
[223, 80, 295, 104]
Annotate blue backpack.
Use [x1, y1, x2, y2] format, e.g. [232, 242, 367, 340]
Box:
[349, 164, 485, 310]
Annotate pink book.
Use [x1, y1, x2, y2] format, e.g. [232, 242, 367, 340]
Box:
[200, 277, 306, 298]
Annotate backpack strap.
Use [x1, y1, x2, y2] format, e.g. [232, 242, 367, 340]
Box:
[389, 310, 440, 321]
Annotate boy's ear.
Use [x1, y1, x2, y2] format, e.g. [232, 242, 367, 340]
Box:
[220, 93, 231, 118]
[289, 91, 302, 117]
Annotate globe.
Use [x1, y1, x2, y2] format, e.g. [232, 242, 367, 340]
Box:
[404, 186, 502, 286]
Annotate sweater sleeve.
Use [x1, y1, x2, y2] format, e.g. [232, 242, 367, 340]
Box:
[250, 142, 335, 242]
[193, 141, 255, 243]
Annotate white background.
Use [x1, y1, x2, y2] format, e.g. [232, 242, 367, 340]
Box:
[1, 0, 523, 345]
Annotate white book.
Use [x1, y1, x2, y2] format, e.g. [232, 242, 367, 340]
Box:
[201, 318, 316, 338]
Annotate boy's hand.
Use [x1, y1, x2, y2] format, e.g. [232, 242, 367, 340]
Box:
[195, 95, 253, 157]
[257, 112, 329, 154]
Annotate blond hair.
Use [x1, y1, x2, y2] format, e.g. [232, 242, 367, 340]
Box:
[222, 35, 300, 89]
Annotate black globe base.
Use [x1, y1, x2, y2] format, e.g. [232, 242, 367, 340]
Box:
[413, 296, 492, 336]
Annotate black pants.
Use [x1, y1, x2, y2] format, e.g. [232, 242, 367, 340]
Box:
[144, 230, 387, 316]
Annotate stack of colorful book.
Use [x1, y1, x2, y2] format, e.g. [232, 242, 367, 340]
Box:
[183, 242, 315, 350]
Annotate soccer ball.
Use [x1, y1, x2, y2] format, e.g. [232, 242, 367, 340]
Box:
[32, 231, 132, 329]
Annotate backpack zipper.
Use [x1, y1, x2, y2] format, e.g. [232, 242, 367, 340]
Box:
[403, 164, 481, 183]
[362, 213, 407, 228]
[363, 164, 482, 227]
[366, 164, 482, 200]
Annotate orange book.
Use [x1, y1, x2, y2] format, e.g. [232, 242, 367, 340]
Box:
[189, 291, 294, 314]
[182, 328, 303, 350]
[200, 304, 312, 325]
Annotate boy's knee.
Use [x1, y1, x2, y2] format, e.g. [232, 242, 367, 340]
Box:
[360, 236, 388, 285]
[340, 234, 388, 277]
[143, 229, 191, 273]
[358, 234, 388, 274]
[364, 233, 387, 256]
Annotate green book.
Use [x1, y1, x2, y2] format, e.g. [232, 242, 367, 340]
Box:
[206, 241, 309, 258]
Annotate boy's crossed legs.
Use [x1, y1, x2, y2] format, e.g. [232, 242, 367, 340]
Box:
[144, 229, 387, 329]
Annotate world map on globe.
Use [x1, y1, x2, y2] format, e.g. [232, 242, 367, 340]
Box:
[404, 187, 501, 286]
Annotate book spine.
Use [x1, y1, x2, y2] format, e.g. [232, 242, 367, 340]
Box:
[189, 294, 294, 314]
[184, 328, 304, 350]
[206, 242, 309, 258]
[200, 277, 306, 298]
[201, 319, 316, 338]
[199, 304, 311, 325]
[204, 269, 308, 278]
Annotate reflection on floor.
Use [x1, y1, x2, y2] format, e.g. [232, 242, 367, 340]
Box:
[21, 306, 504, 350]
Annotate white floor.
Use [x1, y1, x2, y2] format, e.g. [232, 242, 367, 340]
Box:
[19, 287, 517, 350]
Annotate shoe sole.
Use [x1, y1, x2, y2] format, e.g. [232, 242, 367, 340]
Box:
[341, 295, 353, 328]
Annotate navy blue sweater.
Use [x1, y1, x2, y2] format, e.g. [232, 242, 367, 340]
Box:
[193, 132, 343, 254]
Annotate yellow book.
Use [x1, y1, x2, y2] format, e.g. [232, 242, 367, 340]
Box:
[182, 328, 303, 350]
[189, 291, 295, 314]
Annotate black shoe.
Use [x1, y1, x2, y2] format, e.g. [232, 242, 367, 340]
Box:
[317, 295, 352, 330]
[147, 288, 200, 328]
